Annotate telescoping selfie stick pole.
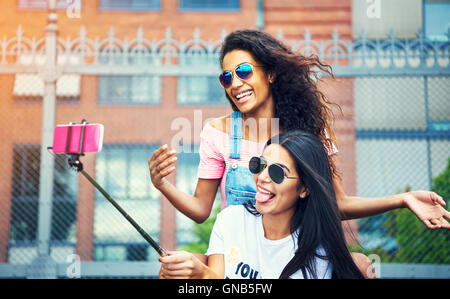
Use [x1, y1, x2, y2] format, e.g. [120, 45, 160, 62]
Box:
[55, 120, 167, 257]
[76, 164, 167, 257]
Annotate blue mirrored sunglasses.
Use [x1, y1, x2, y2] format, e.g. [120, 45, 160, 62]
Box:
[219, 63, 258, 88]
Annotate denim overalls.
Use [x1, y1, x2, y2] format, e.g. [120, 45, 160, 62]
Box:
[224, 111, 257, 206]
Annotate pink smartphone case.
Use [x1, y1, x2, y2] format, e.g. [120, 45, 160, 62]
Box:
[52, 123, 104, 154]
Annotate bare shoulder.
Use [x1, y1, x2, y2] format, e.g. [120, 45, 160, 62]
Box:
[208, 114, 231, 134]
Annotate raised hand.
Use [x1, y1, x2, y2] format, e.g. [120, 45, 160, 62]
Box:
[148, 144, 178, 189]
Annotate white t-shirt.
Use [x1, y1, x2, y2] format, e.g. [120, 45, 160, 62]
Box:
[206, 205, 332, 279]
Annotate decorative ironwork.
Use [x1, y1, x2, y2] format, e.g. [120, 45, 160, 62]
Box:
[1, 27, 449, 76]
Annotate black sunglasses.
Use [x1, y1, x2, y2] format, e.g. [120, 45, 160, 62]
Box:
[249, 156, 297, 184]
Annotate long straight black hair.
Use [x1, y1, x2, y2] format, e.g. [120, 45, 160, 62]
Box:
[246, 130, 364, 279]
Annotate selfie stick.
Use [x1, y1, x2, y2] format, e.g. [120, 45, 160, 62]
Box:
[51, 120, 167, 257]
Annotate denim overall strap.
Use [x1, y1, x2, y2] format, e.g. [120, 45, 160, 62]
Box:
[229, 111, 242, 159]
[225, 111, 256, 206]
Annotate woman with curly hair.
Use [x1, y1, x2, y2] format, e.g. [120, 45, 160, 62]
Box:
[149, 29, 448, 231]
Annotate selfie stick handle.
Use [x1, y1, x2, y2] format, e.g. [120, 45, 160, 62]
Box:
[78, 166, 167, 257]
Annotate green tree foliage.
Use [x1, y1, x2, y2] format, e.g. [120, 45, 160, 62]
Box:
[352, 157, 450, 264]
[384, 157, 449, 263]
[178, 203, 221, 254]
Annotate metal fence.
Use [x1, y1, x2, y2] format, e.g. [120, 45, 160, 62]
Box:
[0, 12, 449, 278]
[351, 74, 449, 266]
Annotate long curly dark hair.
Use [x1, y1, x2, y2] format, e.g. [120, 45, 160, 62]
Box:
[219, 30, 340, 176]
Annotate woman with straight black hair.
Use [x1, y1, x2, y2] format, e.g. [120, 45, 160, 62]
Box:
[265, 130, 363, 278]
[159, 131, 366, 279]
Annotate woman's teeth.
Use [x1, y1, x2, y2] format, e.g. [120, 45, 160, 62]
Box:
[236, 90, 253, 100]
[258, 187, 272, 195]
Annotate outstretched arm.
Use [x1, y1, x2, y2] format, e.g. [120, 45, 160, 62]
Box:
[333, 176, 450, 230]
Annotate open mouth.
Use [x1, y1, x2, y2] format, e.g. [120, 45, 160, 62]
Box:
[255, 186, 275, 203]
[234, 90, 253, 102]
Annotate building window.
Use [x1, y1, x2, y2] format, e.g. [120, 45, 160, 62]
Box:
[98, 56, 161, 105]
[178, 76, 227, 105]
[178, 56, 228, 105]
[98, 75, 161, 105]
[9, 145, 78, 264]
[352, 0, 422, 39]
[424, 0, 450, 41]
[179, 0, 240, 11]
[18, 0, 80, 10]
[93, 144, 161, 261]
[99, 0, 160, 11]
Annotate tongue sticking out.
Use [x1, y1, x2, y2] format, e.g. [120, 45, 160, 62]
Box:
[255, 191, 275, 203]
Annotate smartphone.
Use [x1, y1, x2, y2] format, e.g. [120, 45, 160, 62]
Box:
[52, 123, 104, 154]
